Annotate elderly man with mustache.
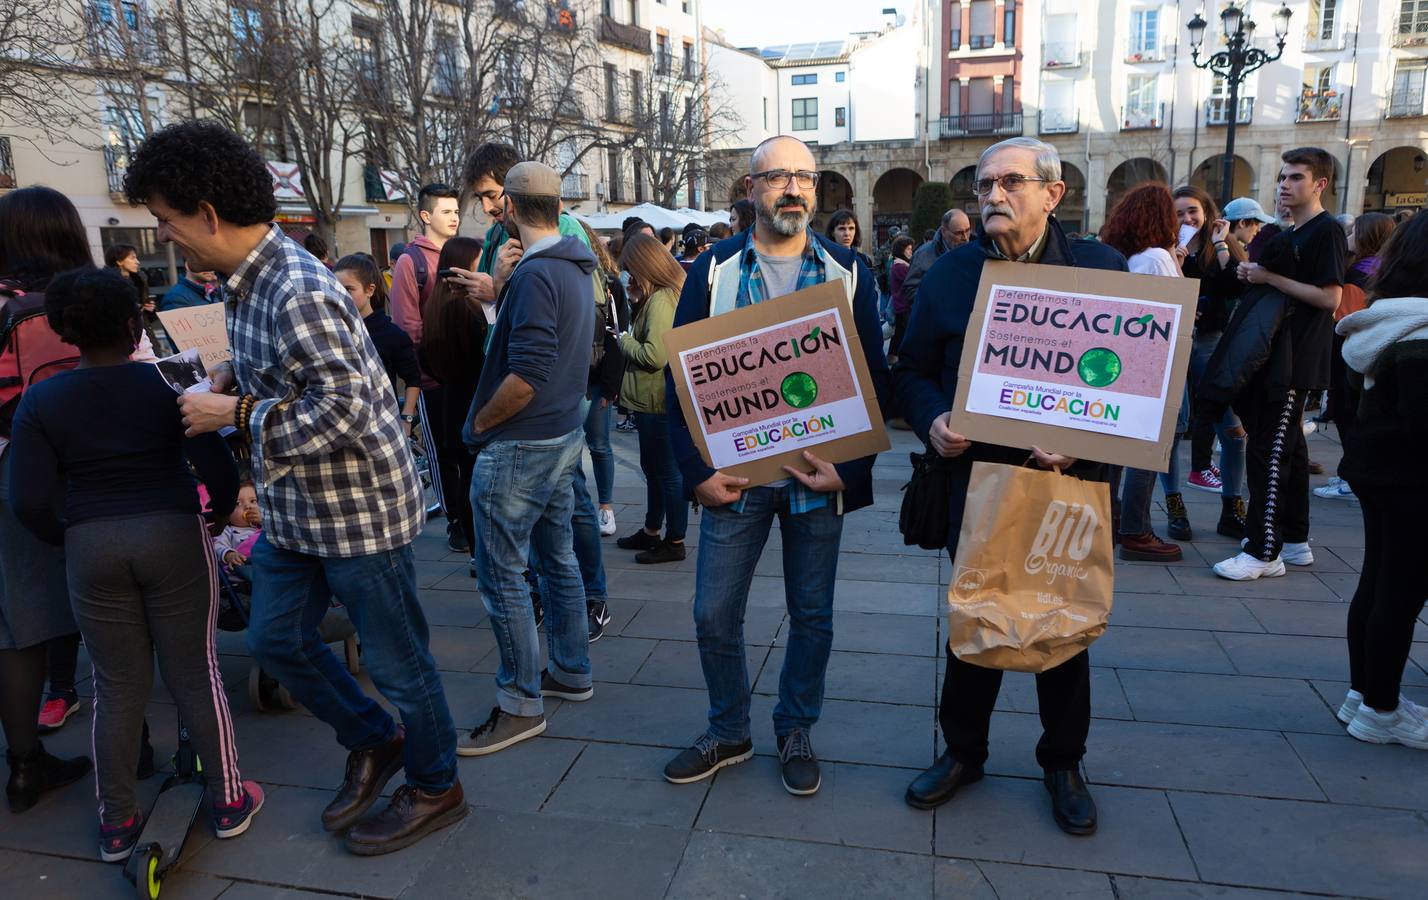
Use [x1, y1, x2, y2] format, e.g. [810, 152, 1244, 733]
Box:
[893, 137, 1127, 835]
[660, 135, 891, 797]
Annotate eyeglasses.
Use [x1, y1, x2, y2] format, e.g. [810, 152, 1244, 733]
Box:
[751, 169, 820, 190]
[973, 174, 1050, 196]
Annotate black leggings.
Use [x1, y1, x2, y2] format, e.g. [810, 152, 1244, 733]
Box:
[46, 633, 80, 699]
[1346, 486, 1428, 711]
[0, 643, 46, 758]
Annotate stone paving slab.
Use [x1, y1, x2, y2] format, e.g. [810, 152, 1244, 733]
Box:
[6, 427, 1421, 899]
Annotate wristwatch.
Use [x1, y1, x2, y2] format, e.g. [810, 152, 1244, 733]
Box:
[401, 414, 416, 424]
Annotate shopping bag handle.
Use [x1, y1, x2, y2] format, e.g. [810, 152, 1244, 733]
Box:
[1021, 454, 1068, 477]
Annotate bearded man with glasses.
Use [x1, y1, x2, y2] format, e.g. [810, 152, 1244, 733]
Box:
[660, 135, 891, 796]
[894, 137, 1127, 835]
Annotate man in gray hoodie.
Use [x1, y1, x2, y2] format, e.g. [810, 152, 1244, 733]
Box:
[458, 162, 597, 756]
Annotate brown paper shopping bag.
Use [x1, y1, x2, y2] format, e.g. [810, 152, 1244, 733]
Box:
[946, 462, 1114, 673]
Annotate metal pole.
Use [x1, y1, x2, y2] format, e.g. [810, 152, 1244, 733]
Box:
[1220, 37, 1240, 210]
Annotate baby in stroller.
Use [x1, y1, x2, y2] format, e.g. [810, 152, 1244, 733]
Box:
[213, 481, 261, 581]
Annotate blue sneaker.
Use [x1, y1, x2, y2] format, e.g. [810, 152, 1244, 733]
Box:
[212, 781, 265, 839]
[99, 812, 144, 863]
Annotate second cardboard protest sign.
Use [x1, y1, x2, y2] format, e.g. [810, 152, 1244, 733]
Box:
[950, 261, 1198, 472]
[663, 281, 889, 486]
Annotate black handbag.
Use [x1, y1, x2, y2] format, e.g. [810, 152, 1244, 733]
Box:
[899, 451, 954, 551]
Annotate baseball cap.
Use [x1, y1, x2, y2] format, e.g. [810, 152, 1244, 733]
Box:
[503, 161, 561, 197]
[1222, 197, 1275, 224]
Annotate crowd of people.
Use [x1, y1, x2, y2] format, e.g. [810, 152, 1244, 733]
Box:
[0, 121, 1423, 872]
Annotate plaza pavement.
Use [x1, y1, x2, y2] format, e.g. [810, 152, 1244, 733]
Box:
[2, 425, 1426, 900]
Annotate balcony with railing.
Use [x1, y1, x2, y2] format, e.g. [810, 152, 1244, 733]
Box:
[654, 51, 672, 76]
[560, 172, 589, 200]
[1125, 41, 1172, 63]
[968, 33, 997, 50]
[103, 145, 129, 194]
[1205, 96, 1253, 125]
[1121, 102, 1164, 130]
[1041, 42, 1085, 69]
[1297, 91, 1342, 122]
[682, 57, 697, 81]
[1393, 14, 1428, 47]
[1038, 109, 1079, 134]
[600, 15, 651, 54]
[939, 112, 1023, 138]
[0, 137, 14, 190]
[1387, 89, 1427, 118]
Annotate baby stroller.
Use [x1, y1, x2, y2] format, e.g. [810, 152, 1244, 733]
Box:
[215, 567, 361, 712]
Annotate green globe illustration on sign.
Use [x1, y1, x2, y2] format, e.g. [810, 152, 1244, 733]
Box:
[780, 371, 819, 409]
[1077, 347, 1122, 388]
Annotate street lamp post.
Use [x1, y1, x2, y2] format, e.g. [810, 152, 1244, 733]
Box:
[1187, 3, 1293, 208]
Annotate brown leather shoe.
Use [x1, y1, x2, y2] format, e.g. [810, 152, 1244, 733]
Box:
[321, 728, 405, 833]
[344, 781, 468, 856]
[1119, 531, 1183, 562]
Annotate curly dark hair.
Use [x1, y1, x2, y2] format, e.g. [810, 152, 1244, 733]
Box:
[1100, 183, 1177, 258]
[460, 143, 519, 195]
[123, 121, 276, 226]
[44, 266, 140, 349]
[890, 234, 915, 260]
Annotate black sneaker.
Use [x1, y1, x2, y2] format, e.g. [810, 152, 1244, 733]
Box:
[539, 669, 593, 702]
[446, 522, 470, 554]
[587, 599, 610, 643]
[532, 591, 544, 630]
[777, 729, 821, 796]
[663, 734, 754, 784]
[617, 529, 661, 551]
[635, 540, 686, 565]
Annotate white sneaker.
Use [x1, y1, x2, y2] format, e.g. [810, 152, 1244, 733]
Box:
[1338, 690, 1424, 725]
[1213, 552, 1286, 581]
[598, 508, 617, 537]
[1302, 419, 1317, 436]
[1347, 703, 1428, 750]
[1240, 538, 1314, 566]
[1281, 542, 1314, 566]
[1313, 478, 1356, 500]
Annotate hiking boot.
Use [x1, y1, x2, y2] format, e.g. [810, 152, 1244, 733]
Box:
[1119, 532, 1182, 562]
[587, 599, 610, 643]
[99, 811, 143, 862]
[212, 781, 265, 839]
[37, 695, 81, 733]
[456, 707, 546, 757]
[1216, 496, 1247, 540]
[322, 728, 405, 832]
[345, 782, 468, 856]
[1186, 468, 1222, 493]
[540, 669, 593, 702]
[635, 540, 686, 565]
[777, 730, 821, 796]
[617, 529, 661, 551]
[663, 734, 754, 784]
[1165, 493, 1193, 542]
[6, 740, 92, 813]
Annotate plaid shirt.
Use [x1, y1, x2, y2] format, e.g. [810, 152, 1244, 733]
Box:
[224, 226, 424, 557]
[729, 231, 831, 515]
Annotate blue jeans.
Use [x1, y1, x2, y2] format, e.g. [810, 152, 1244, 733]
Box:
[530, 397, 608, 603]
[694, 486, 843, 742]
[633, 411, 686, 541]
[583, 389, 615, 506]
[246, 536, 456, 791]
[1120, 467, 1162, 536]
[472, 428, 592, 716]
[1189, 332, 1247, 498]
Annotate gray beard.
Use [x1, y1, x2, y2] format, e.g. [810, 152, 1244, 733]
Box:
[761, 204, 810, 237]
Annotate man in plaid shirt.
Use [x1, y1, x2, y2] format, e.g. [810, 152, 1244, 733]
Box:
[126, 123, 464, 856]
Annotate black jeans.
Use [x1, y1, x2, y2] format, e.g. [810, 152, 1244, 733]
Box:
[1236, 389, 1309, 561]
[939, 647, 1091, 771]
[1346, 486, 1428, 711]
[420, 386, 475, 552]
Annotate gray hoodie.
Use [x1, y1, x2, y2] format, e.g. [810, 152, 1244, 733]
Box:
[464, 235, 596, 448]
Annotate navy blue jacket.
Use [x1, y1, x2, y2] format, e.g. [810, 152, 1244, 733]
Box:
[893, 218, 1126, 556]
[666, 230, 892, 514]
[160, 277, 222, 311]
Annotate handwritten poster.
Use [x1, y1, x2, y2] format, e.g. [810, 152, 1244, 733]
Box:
[156, 303, 230, 369]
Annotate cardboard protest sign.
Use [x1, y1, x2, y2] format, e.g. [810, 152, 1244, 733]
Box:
[663, 280, 889, 487]
[949, 261, 1197, 472]
[156, 303, 230, 369]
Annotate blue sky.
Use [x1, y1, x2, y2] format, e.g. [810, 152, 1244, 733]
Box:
[702, 0, 906, 50]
